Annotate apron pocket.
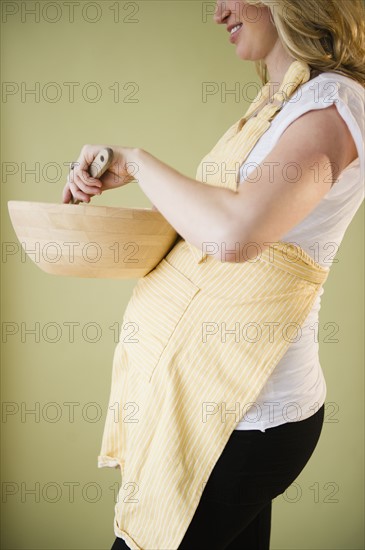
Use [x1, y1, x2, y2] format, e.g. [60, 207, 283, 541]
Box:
[120, 258, 201, 382]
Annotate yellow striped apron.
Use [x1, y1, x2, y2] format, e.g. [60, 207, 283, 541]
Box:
[98, 61, 330, 549]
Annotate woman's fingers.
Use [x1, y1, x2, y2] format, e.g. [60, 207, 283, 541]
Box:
[70, 169, 102, 193]
[62, 172, 101, 204]
[65, 178, 89, 203]
[62, 144, 131, 203]
[65, 147, 105, 202]
[62, 182, 73, 204]
[68, 172, 102, 202]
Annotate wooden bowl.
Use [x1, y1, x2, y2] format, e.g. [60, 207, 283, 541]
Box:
[7, 201, 180, 278]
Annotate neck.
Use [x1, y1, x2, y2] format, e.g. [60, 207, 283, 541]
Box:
[263, 42, 298, 93]
[263, 42, 319, 94]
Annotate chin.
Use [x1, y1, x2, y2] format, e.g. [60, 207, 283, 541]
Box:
[236, 47, 261, 62]
[235, 40, 266, 61]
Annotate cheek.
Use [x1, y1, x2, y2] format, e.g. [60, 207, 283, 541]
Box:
[237, 16, 277, 58]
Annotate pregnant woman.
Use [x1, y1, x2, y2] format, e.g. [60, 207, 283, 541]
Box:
[62, 1, 364, 549]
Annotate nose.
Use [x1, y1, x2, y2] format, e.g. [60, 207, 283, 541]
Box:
[214, 1, 230, 24]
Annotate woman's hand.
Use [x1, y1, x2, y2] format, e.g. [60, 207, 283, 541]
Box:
[62, 144, 139, 204]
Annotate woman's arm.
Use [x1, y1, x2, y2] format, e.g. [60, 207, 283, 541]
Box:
[63, 144, 237, 257]
[128, 102, 357, 262]
[64, 104, 357, 263]
[129, 147, 237, 255]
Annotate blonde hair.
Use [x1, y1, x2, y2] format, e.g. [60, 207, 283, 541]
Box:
[245, 0, 365, 87]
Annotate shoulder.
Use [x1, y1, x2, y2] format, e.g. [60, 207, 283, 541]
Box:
[269, 72, 364, 176]
[276, 104, 358, 176]
[286, 71, 364, 106]
[279, 72, 364, 127]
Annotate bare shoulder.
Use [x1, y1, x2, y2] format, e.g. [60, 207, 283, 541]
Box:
[275, 103, 358, 175]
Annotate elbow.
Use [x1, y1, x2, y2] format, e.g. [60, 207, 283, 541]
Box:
[208, 194, 258, 263]
[194, 196, 262, 263]
[205, 225, 248, 264]
[211, 224, 266, 263]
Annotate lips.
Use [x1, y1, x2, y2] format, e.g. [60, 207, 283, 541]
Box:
[230, 23, 243, 35]
[229, 23, 243, 43]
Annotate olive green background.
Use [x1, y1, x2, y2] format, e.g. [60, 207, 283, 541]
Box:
[1, 1, 364, 549]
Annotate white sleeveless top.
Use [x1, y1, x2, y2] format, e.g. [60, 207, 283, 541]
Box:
[235, 72, 365, 431]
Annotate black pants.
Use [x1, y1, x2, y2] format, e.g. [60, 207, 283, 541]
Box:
[111, 403, 325, 550]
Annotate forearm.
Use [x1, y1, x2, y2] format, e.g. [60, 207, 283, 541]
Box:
[128, 147, 235, 252]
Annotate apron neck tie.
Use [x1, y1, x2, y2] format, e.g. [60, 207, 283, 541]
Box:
[190, 59, 312, 263]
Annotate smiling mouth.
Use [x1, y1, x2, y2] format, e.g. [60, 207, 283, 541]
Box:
[230, 23, 243, 36]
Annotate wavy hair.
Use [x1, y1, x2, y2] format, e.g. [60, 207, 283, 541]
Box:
[245, 0, 365, 87]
